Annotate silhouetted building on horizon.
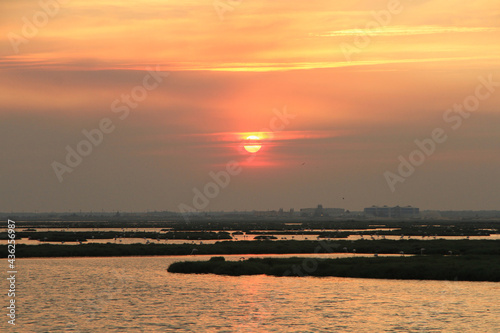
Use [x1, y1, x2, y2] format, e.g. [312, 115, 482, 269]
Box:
[253, 208, 295, 217]
[364, 205, 419, 218]
[300, 204, 345, 217]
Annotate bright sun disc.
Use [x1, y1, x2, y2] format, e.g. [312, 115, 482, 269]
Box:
[244, 135, 262, 153]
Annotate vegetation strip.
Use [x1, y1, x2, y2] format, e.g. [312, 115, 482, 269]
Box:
[1, 239, 499, 258]
[168, 256, 500, 282]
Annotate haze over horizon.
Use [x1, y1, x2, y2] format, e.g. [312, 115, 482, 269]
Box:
[1, 0, 499, 213]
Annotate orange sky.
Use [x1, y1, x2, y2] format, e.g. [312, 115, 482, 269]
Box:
[1, 0, 499, 212]
[1, 0, 499, 71]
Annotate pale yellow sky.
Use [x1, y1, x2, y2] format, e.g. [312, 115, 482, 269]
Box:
[1, 0, 499, 70]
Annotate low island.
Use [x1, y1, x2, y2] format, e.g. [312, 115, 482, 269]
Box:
[167, 255, 500, 282]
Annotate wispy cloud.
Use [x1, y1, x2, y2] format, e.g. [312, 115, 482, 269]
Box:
[312, 26, 499, 37]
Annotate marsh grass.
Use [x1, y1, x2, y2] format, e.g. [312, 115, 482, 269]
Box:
[168, 255, 500, 282]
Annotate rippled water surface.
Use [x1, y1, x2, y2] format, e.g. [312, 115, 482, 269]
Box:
[9, 256, 500, 332]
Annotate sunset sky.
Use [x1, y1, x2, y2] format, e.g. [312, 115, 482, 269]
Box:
[1, 0, 499, 212]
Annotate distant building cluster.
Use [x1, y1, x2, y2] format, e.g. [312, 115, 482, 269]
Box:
[364, 205, 420, 218]
[252, 205, 345, 218]
[300, 205, 345, 217]
[253, 208, 295, 217]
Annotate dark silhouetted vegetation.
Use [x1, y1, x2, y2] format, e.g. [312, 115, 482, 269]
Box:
[0, 231, 231, 242]
[2, 239, 499, 258]
[168, 255, 500, 282]
[254, 235, 278, 240]
[1, 218, 498, 238]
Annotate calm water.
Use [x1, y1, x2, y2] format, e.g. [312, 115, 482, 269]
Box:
[7, 255, 500, 332]
[2, 234, 499, 246]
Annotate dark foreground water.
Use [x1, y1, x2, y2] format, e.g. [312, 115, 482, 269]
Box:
[6, 255, 500, 332]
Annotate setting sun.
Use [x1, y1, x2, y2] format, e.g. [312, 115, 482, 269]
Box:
[244, 135, 262, 153]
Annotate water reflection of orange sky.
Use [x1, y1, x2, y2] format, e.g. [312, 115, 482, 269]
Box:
[232, 274, 273, 332]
